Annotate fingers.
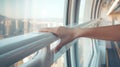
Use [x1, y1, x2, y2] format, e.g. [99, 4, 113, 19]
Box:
[39, 26, 64, 33]
[39, 28, 58, 35]
[39, 28, 54, 32]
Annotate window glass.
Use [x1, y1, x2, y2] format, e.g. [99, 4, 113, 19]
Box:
[78, 0, 91, 67]
[78, 0, 86, 23]
[0, 0, 66, 67]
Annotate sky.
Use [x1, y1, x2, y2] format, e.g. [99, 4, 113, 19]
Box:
[0, 0, 66, 19]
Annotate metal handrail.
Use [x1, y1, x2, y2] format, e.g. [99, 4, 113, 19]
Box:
[0, 32, 58, 67]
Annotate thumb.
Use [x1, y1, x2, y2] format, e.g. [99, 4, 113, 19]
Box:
[54, 41, 64, 53]
[54, 37, 71, 53]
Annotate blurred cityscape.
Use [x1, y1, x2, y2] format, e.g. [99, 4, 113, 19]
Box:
[0, 15, 63, 39]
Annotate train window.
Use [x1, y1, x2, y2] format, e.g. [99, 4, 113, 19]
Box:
[78, 0, 86, 23]
[0, 0, 66, 67]
[78, 0, 87, 66]
[78, 0, 94, 67]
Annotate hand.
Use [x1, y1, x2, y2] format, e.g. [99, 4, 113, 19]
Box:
[39, 26, 76, 52]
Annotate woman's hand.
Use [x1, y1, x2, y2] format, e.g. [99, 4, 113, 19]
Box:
[39, 26, 77, 52]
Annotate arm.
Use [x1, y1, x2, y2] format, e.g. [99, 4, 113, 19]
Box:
[40, 25, 120, 51]
[74, 25, 120, 41]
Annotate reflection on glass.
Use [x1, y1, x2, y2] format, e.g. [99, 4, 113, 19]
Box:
[0, 0, 66, 67]
[78, 0, 86, 24]
[51, 55, 65, 67]
[78, 0, 86, 67]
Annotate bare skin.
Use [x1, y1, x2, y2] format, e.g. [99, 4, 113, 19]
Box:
[40, 25, 120, 52]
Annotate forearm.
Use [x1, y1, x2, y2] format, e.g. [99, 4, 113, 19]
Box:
[73, 25, 120, 41]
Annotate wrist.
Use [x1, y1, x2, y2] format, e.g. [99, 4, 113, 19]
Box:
[72, 28, 91, 39]
[72, 28, 84, 39]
